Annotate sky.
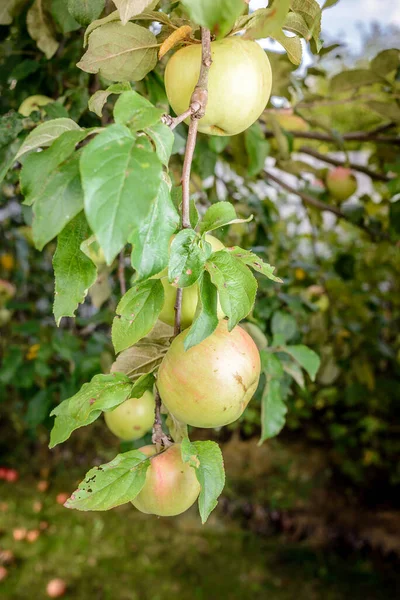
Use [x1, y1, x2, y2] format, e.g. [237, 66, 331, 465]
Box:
[249, 0, 400, 52]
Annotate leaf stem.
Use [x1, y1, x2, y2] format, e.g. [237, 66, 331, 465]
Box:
[118, 250, 126, 296]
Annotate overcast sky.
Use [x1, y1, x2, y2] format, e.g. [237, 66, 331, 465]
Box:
[250, 0, 400, 51]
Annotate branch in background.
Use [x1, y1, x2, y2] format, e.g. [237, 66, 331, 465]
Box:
[262, 129, 400, 145]
[299, 146, 393, 182]
[264, 169, 383, 241]
[118, 250, 126, 296]
[152, 390, 172, 451]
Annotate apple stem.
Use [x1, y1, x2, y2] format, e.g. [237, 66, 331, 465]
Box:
[152, 389, 172, 451]
[118, 250, 126, 296]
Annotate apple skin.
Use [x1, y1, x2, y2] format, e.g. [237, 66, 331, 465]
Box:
[104, 390, 154, 441]
[326, 167, 357, 202]
[158, 234, 225, 329]
[158, 320, 261, 428]
[165, 37, 272, 136]
[131, 444, 200, 517]
[18, 95, 53, 116]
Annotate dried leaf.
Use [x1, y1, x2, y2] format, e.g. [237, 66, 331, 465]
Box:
[158, 25, 193, 59]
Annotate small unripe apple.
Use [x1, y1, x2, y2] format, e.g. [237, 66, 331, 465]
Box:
[165, 37, 272, 136]
[326, 167, 357, 202]
[18, 95, 53, 116]
[158, 320, 261, 428]
[46, 578, 67, 598]
[104, 390, 154, 441]
[132, 444, 200, 516]
[158, 234, 225, 330]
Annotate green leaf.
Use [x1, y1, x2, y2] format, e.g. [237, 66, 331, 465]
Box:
[271, 30, 302, 65]
[330, 69, 385, 94]
[16, 118, 82, 160]
[259, 351, 286, 443]
[259, 378, 286, 442]
[65, 449, 150, 511]
[290, 0, 322, 48]
[0, 0, 29, 25]
[283, 345, 320, 381]
[112, 279, 164, 353]
[114, 90, 163, 132]
[181, 0, 245, 38]
[146, 121, 174, 167]
[130, 180, 179, 281]
[228, 247, 282, 283]
[51, 0, 80, 33]
[31, 152, 84, 250]
[113, 0, 158, 25]
[49, 373, 133, 448]
[370, 49, 400, 76]
[0, 111, 25, 149]
[88, 82, 132, 117]
[67, 0, 105, 26]
[130, 372, 156, 397]
[181, 438, 225, 524]
[206, 250, 257, 330]
[169, 229, 211, 288]
[80, 124, 162, 264]
[78, 21, 158, 82]
[271, 311, 297, 344]
[199, 202, 251, 235]
[184, 271, 218, 351]
[242, 2, 291, 40]
[244, 122, 270, 177]
[53, 213, 97, 326]
[27, 0, 59, 58]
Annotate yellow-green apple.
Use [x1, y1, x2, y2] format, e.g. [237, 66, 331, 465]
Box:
[18, 95, 53, 116]
[131, 444, 200, 516]
[326, 167, 357, 202]
[157, 320, 261, 428]
[158, 234, 225, 329]
[165, 37, 272, 136]
[104, 391, 154, 441]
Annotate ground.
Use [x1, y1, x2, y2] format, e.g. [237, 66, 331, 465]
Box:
[0, 467, 397, 600]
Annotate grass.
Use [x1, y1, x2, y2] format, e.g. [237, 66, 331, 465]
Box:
[0, 468, 398, 600]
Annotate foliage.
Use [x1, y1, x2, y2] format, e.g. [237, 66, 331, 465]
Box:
[0, 0, 399, 515]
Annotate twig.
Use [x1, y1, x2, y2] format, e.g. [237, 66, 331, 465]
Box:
[264, 169, 382, 241]
[299, 146, 393, 182]
[175, 27, 212, 327]
[152, 390, 172, 452]
[118, 250, 126, 296]
[152, 28, 212, 447]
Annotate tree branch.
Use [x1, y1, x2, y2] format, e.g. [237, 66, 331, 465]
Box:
[152, 389, 172, 452]
[262, 128, 400, 145]
[298, 146, 393, 182]
[264, 169, 383, 241]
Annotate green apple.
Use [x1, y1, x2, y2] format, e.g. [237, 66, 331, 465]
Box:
[165, 37, 272, 136]
[158, 234, 225, 329]
[104, 390, 154, 441]
[18, 95, 53, 116]
[131, 444, 200, 516]
[157, 320, 261, 428]
[326, 167, 357, 203]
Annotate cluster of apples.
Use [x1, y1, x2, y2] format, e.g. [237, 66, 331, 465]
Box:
[104, 38, 272, 518]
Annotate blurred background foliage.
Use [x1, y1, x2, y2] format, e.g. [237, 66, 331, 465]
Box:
[0, 1, 400, 596]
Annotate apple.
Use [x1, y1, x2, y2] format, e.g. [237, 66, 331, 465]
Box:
[18, 95, 53, 116]
[157, 319, 261, 428]
[157, 234, 225, 330]
[131, 444, 200, 517]
[104, 390, 154, 441]
[46, 578, 67, 598]
[165, 37, 272, 136]
[326, 167, 357, 202]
